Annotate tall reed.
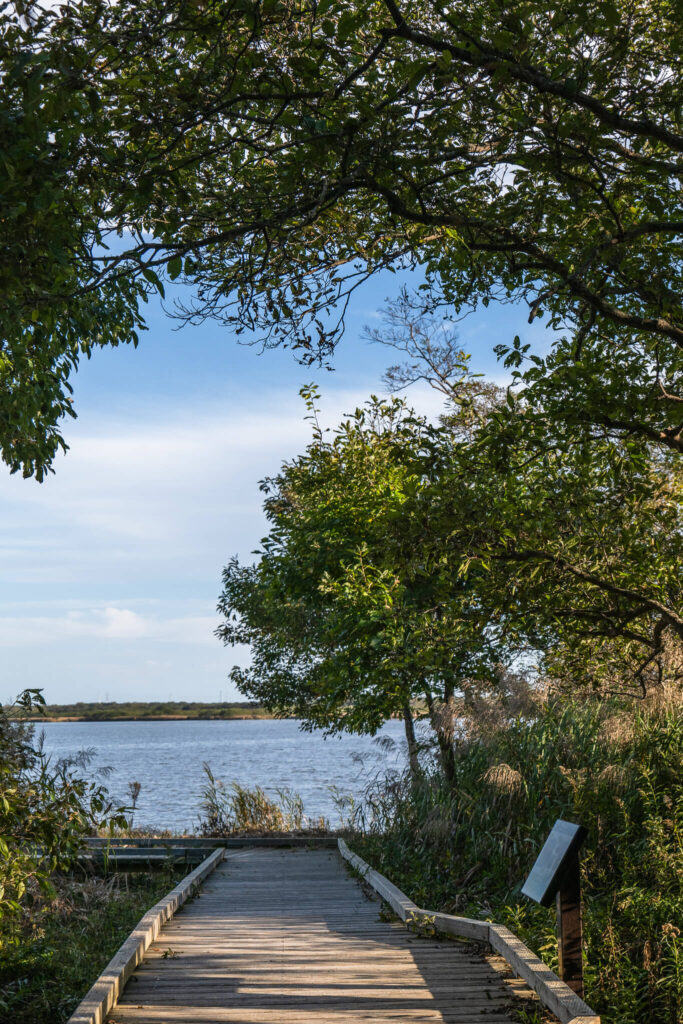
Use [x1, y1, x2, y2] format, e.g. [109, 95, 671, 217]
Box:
[346, 691, 682, 1024]
[198, 763, 326, 834]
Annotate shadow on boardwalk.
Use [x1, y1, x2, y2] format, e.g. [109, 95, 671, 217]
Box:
[109, 847, 540, 1024]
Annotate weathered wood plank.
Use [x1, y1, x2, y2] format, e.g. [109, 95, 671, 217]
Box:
[338, 838, 488, 941]
[116, 1012, 515, 1020]
[488, 925, 600, 1024]
[67, 847, 224, 1024]
[337, 837, 421, 921]
[104, 848, 534, 1024]
[85, 835, 338, 848]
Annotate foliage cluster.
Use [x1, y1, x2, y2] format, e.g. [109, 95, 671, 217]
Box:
[347, 690, 682, 1024]
[218, 349, 682, 754]
[0, 866, 184, 1024]
[218, 390, 482, 744]
[1, 1, 682, 479]
[0, 690, 127, 948]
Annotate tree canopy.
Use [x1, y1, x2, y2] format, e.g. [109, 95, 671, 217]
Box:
[0, 2, 148, 477]
[2, 0, 683, 476]
[375, 303, 683, 690]
[217, 391, 504, 762]
[218, 350, 682, 748]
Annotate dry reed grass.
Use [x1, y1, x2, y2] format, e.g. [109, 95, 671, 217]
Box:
[481, 762, 525, 797]
[198, 763, 328, 835]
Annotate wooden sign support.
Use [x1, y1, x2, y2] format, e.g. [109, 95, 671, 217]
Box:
[556, 851, 584, 997]
[521, 819, 587, 999]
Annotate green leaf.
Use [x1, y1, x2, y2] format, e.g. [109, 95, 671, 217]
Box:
[142, 267, 165, 298]
[602, 3, 620, 26]
[167, 255, 182, 280]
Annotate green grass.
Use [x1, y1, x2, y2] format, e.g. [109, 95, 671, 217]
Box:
[0, 868, 186, 1024]
[16, 700, 272, 721]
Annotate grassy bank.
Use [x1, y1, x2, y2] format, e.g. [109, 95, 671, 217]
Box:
[346, 691, 682, 1024]
[0, 867, 185, 1024]
[17, 699, 272, 721]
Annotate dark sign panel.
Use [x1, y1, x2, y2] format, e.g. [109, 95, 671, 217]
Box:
[521, 820, 587, 907]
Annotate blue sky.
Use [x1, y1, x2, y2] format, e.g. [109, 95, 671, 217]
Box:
[1, 270, 546, 704]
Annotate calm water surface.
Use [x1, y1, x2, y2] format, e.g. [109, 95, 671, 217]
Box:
[38, 718, 407, 831]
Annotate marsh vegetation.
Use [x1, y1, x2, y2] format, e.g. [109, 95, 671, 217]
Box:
[345, 687, 682, 1024]
[0, 868, 184, 1024]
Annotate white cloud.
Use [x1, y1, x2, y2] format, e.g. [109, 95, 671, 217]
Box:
[0, 385, 446, 580]
[0, 605, 219, 647]
[0, 384, 448, 700]
[90, 607, 149, 639]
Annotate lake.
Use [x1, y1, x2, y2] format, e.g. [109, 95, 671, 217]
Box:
[37, 718, 408, 831]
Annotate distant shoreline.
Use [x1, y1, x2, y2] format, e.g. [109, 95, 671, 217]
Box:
[16, 700, 276, 723]
[27, 715, 275, 722]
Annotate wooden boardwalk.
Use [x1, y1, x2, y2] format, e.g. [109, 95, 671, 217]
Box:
[106, 847, 539, 1024]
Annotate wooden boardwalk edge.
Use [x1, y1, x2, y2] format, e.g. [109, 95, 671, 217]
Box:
[84, 835, 339, 848]
[337, 838, 601, 1024]
[66, 847, 225, 1024]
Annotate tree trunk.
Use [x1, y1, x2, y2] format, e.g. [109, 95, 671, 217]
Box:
[437, 726, 457, 786]
[426, 683, 457, 785]
[402, 702, 421, 781]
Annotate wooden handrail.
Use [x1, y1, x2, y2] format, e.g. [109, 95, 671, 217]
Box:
[67, 847, 225, 1024]
[338, 838, 600, 1024]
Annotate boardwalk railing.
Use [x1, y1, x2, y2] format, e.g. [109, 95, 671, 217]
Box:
[69, 836, 601, 1024]
[338, 838, 600, 1024]
[69, 847, 224, 1024]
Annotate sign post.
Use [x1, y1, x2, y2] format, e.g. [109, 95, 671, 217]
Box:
[521, 820, 587, 998]
[555, 849, 583, 995]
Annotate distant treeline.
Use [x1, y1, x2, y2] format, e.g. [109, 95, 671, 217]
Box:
[17, 700, 272, 721]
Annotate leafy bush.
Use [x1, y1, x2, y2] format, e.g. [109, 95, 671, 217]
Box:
[347, 690, 682, 1024]
[0, 690, 127, 948]
[0, 868, 184, 1024]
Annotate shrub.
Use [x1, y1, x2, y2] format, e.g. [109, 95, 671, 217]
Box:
[0, 690, 127, 948]
[0, 868, 184, 1024]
